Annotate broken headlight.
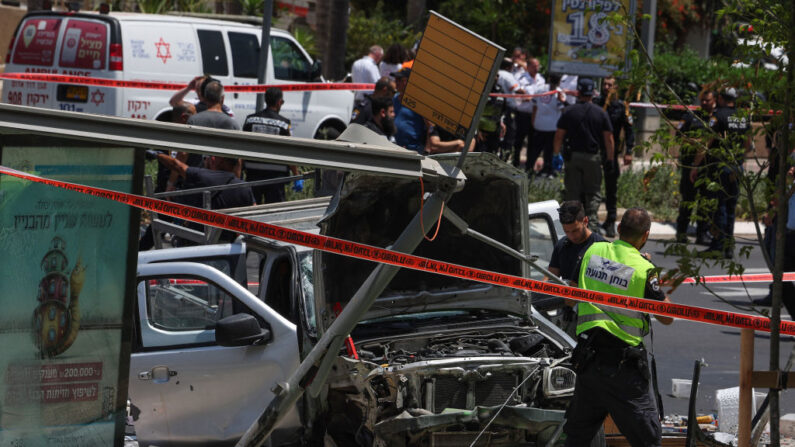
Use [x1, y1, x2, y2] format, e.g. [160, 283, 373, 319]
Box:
[542, 366, 576, 397]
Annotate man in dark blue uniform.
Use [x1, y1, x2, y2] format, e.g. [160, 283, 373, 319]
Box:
[594, 76, 635, 237]
[690, 87, 751, 259]
[675, 90, 716, 244]
[242, 87, 302, 204]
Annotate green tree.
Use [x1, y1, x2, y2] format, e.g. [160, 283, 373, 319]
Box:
[617, 1, 793, 442]
[346, 3, 420, 68]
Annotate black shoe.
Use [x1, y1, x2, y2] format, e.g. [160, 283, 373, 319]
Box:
[602, 221, 616, 238]
[695, 234, 713, 246]
[753, 295, 773, 306]
[698, 248, 722, 259]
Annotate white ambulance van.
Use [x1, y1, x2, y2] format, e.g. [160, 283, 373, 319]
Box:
[2, 11, 353, 138]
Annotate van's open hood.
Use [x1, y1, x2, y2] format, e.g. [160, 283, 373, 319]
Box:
[314, 152, 531, 334]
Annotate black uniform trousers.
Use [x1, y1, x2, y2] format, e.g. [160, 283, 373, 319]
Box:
[513, 110, 534, 168]
[675, 167, 709, 239]
[564, 337, 661, 447]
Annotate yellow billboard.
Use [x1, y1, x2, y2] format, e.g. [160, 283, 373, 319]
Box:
[548, 0, 634, 77]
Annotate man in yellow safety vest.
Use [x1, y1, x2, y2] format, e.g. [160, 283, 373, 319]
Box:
[563, 207, 674, 447]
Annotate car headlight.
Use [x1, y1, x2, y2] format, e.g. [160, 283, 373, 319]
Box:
[543, 366, 576, 397]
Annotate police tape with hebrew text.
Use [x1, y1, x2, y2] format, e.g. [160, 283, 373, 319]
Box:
[1, 165, 793, 336]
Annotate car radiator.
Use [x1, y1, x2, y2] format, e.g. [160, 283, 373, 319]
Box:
[429, 372, 520, 412]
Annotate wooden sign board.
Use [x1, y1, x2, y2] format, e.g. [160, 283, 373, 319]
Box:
[402, 12, 503, 139]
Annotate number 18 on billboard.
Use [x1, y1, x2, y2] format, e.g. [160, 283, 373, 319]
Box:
[548, 0, 635, 77]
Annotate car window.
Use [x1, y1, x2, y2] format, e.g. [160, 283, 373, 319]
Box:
[12, 18, 62, 66]
[145, 277, 234, 331]
[59, 19, 108, 70]
[528, 214, 556, 280]
[228, 32, 259, 78]
[269, 36, 311, 81]
[197, 29, 229, 76]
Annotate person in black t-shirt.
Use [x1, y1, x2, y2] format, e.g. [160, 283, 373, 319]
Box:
[546, 201, 606, 336]
[554, 78, 615, 234]
[242, 88, 302, 204]
[549, 200, 607, 282]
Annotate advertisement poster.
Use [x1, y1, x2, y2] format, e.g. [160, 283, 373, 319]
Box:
[548, 0, 635, 77]
[0, 144, 138, 446]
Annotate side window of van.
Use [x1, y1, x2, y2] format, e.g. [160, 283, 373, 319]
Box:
[270, 36, 311, 81]
[197, 30, 229, 76]
[59, 20, 108, 70]
[12, 18, 62, 66]
[228, 32, 259, 78]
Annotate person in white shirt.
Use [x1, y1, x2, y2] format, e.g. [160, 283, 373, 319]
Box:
[497, 58, 524, 160]
[379, 43, 408, 79]
[530, 73, 566, 177]
[352, 45, 384, 101]
[513, 56, 545, 169]
[560, 74, 578, 105]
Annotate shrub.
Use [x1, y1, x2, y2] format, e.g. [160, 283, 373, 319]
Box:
[346, 3, 420, 68]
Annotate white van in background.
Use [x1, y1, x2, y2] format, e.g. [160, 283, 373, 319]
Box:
[2, 11, 353, 139]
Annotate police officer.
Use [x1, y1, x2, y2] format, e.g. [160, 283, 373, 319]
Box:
[242, 87, 302, 204]
[564, 207, 674, 447]
[675, 90, 716, 245]
[690, 87, 751, 259]
[594, 76, 635, 237]
[350, 77, 396, 125]
[554, 77, 615, 234]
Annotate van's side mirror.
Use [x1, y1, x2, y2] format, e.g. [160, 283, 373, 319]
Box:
[311, 60, 323, 82]
[215, 313, 271, 347]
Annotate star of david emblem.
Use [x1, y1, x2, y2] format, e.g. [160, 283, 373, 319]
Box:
[90, 89, 105, 107]
[155, 37, 171, 64]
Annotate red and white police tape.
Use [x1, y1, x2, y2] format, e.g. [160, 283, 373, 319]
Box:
[0, 73, 375, 93]
[0, 73, 701, 109]
[1, 165, 793, 336]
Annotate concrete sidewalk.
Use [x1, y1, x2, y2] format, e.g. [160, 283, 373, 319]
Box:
[598, 205, 762, 239]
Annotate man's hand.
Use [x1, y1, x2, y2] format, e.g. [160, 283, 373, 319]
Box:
[689, 167, 698, 184]
[534, 158, 544, 173]
[623, 153, 633, 166]
[655, 297, 675, 325]
[292, 179, 304, 192]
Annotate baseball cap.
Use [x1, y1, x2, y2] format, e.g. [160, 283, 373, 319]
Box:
[721, 87, 737, 100]
[577, 77, 595, 96]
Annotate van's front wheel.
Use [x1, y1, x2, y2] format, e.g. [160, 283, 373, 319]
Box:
[313, 124, 343, 141]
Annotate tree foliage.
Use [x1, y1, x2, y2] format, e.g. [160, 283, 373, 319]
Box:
[346, 2, 421, 68]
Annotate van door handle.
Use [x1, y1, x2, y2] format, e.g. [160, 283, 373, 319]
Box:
[138, 366, 177, 383]
[234, 82, 239, 100]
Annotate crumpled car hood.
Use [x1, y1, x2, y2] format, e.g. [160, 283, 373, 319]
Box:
[314, 152, 531, 333]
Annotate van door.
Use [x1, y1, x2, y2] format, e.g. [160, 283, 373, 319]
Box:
[195, 27, 236, 116]
[226, 30, 260, 120]
[268, 34, 353, 138]
[130, 262, 301, 445]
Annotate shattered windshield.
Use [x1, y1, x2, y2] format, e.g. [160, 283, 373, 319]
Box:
[298, 251, 317, 333]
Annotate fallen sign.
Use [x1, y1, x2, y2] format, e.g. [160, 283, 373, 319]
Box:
[2, 165, 794, 338]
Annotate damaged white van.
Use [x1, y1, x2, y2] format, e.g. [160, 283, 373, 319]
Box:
[2, 11, 352, 138]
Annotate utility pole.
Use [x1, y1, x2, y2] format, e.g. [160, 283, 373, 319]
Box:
[255, 0, 273, 113]
[636, 0, 658, 149]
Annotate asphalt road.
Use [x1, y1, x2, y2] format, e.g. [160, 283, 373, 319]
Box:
[642, 237, 794, 419]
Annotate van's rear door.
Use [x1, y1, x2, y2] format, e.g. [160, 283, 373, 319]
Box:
[3, 14, 118, 116]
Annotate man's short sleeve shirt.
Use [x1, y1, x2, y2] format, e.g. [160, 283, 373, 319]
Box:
[557, 102, 613, 154]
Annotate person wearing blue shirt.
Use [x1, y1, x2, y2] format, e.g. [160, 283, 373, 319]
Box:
[391, 64, 428, 154]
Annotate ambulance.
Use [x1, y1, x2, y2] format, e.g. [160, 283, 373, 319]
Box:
[2, 11, 353, 138]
